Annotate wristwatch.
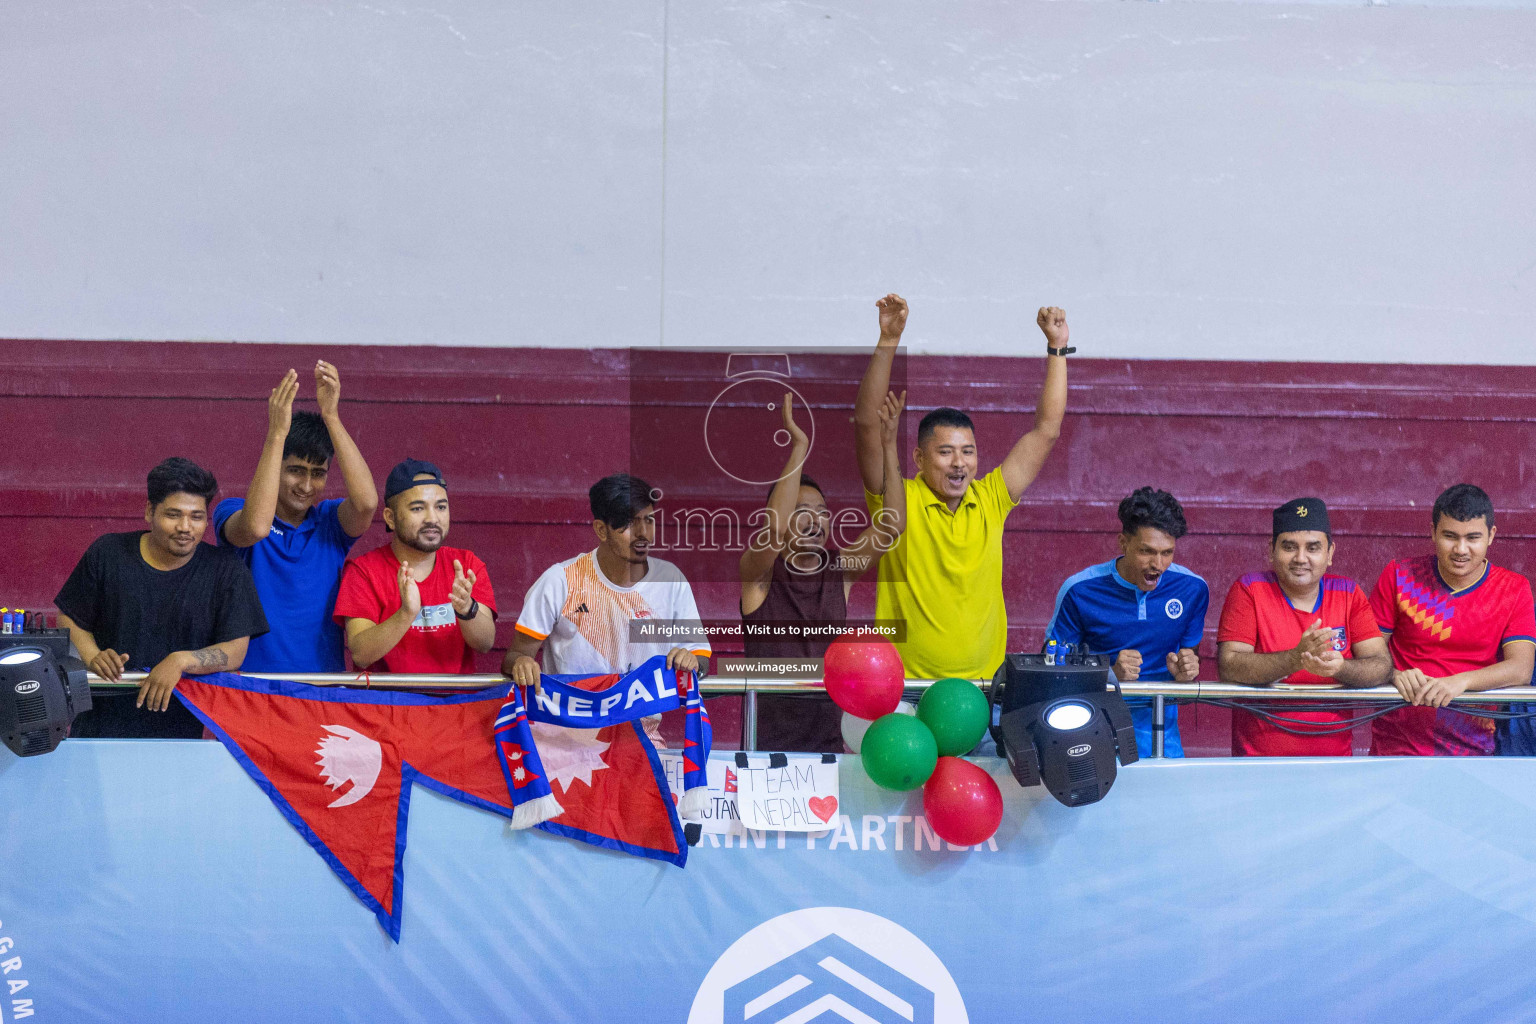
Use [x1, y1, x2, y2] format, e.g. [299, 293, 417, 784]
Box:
[1047, 345, 1075, 357]
[455, 598, 480, 620]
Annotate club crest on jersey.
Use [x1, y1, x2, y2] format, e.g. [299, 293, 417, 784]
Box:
[1330, 627, 1347, 652]
[1165, 598, 1184, 619]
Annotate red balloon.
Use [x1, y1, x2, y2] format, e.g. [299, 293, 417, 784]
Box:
[922, 757, 1003, 847]
[822, 637, 905, 720]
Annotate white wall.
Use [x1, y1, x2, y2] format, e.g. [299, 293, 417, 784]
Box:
[2, 0, 1534, 362]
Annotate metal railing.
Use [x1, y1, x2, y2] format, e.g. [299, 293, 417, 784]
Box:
[89, 672, 1536, 756]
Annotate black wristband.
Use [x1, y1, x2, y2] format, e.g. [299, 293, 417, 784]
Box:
[1047, 345, 1075, 357]
[455, 598, 479, 621]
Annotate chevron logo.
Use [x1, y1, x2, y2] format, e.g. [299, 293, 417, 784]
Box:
[689, 908, 967, 1024]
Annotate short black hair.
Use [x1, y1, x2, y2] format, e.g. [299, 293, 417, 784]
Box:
[590, 474, 657, 529]
[147, 457, 218, 507]
[764, 474, 825, 504]
[283, 411, 334, 465]
[1433, 483, 1495, 529]
[916, 407, 975, 446]
[1118, 486, 1187, 540]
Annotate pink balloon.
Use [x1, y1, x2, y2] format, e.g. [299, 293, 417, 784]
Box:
[922, 757, 1003, 847]
[822, 637, 905, 720]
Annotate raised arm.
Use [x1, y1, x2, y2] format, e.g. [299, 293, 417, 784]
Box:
[999, 307, 1070, 502]
[740, 393, 811, 597]
[449, 558, 496, 654]
[222, 370, 299, 547]
[841, 390, 907, 581]
[854, 294, 908, 494]
[315, 360, 379, 538]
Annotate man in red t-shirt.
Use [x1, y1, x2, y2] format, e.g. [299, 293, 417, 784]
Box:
[1369, 484, 1536, 756]
[1218, 498, 1392, 756]
[333, 459, 497, 674]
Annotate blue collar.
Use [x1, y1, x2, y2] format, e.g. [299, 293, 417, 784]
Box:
[1435, 559, 1489, 597]
[269, 505, 320, 538]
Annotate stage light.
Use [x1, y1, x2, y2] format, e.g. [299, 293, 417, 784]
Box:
[989, 651, 1138, 807]
[1043, 700, 1093, 731]
[0, 643, 91, 757]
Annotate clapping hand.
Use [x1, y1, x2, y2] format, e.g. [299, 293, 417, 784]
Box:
[315, 360, 341, 420]
[268, 369, 298, 439]
[450, 559, 477, 617]
[397, 560, 422, 619]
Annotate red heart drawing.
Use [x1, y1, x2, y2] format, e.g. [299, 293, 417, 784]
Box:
[808, 796, 838, 822]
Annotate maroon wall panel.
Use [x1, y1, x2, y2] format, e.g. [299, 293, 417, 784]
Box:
[5, 340, 1534, 755]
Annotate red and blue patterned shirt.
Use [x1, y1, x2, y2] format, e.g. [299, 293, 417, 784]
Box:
[1369, 555, 1536, 756]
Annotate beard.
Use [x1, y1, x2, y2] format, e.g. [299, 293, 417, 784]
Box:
[400, 526, 444, 553]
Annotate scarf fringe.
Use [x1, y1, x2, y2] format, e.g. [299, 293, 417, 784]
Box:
[676, 784, 708, 821]
[508, 793, 564, 831]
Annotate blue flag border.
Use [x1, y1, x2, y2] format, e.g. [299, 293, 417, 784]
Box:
[175, 673, 517, 941]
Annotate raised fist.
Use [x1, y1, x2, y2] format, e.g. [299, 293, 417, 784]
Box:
[877, 294, 908, 341]
[1167, 648, 1199, 683]
[1036, 307, 1069, 349]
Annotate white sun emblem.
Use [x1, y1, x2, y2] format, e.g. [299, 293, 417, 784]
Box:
[316, 724, 383, 808]
[530, 722, 610, 793]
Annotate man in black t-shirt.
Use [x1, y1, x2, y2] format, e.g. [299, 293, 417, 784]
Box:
[55, 458, 269, 738]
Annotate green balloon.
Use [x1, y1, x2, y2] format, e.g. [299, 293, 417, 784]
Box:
[917, 678, 990, 757]
[861, 713, 938, 791]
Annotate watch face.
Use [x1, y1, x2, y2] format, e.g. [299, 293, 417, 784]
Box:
[703, 376, 816, 486]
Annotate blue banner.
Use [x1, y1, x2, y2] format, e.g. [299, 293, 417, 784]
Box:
[3, 743, 1536, 1022]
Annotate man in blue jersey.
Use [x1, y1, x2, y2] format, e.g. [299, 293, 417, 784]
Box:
[214, 362, 379, 672]
[1044, 487, 1209, 757]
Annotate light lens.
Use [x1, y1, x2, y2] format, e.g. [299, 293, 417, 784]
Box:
[0, 650, 43, 666]
[1043, 701, 1093, 731]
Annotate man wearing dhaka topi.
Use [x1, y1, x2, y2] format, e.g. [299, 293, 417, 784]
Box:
[1218, 498, 1392, 756]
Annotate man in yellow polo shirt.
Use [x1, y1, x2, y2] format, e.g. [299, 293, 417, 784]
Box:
[854, 295, 1071, 680]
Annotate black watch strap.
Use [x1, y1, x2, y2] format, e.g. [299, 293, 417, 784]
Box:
[455, 598, 479, 620]
[1047, 345, 1076, 357]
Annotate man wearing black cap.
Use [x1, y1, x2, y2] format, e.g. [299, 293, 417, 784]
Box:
[1217, 497, 1391, 756]
[333, 459, 497, 674]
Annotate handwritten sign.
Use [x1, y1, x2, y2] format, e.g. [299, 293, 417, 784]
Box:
[659, 753, 742, 835]
[735, 754, 841, 832]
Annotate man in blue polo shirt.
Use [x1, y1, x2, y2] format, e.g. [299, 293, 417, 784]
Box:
[214, 362, 379, 672]
[1045, 487, 1209, 756]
